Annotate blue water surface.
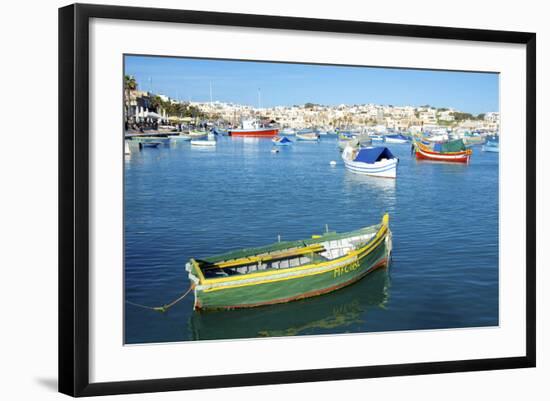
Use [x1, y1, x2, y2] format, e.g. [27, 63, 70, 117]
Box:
[124, 136, 498, 344]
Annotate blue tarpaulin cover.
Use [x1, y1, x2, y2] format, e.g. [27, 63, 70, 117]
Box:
[354, 147, 395, 164]
[279, 137, 291, 143]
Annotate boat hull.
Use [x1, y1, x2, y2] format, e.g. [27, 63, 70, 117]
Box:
[170, 135, 192, 142]
[296, 135, 320, 142]
[384, 138, 408, 144]
[190, 217, 391, 310]
[191, 140, 216, 146]
[229, 128, 279, 137]
[189, 131, 208, 139]
[133, 136, 171, 145]
[482, 145, 499, 153]
[343, 160, 398, 178]
[190, 267, 389, 340]
[415, 145, 471, 163]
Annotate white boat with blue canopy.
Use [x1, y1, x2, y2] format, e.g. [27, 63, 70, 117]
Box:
[342, 145, 399, 178]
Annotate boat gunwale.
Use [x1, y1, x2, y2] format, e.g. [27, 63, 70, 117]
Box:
[200, 224, 382, 265]
[197, 230, 389, 293]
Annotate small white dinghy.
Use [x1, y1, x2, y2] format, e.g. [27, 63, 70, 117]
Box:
[191, 139, 216, 147]
[342, 145, 398, 178]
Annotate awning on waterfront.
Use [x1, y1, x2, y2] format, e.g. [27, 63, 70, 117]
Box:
[145, 111, 162, 119]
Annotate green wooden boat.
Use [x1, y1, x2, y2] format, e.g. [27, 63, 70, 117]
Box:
[186, 214, 392, 310]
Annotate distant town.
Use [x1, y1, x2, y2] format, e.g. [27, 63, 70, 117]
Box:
[124, 77, 499, 133]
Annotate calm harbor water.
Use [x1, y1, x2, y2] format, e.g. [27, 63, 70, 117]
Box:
[124, 136, 498, 344]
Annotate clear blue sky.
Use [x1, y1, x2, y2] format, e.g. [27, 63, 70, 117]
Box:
[125, 55, 499, 114]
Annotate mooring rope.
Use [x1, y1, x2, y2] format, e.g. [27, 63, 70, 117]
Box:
[126, 284, 194, 313]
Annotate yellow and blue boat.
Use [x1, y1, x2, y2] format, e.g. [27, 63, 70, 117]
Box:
[186, 214, 392, 310]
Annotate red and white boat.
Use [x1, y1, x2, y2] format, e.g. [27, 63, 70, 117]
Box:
[229, 119, 279, 137]
[413, 140, 472, 164]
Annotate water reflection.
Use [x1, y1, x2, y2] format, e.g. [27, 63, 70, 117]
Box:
[343, 171, 397, 192]
[189, 267, 391, 341]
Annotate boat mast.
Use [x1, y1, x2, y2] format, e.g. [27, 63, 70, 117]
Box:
[209, 81, 213, 105]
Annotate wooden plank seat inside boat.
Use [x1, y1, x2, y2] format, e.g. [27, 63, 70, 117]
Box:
[199, 244, 326, 278]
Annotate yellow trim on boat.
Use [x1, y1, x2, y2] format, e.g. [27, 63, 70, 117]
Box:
[199, 215, 389, 287]
[201, 232, 388, 293]
[190, 259, 206, 283]
[209, 243, 325, 269]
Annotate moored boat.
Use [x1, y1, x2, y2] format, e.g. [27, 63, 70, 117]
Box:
[133, 136, 171, 145]
[189, 131, 209, 139]
[170, 134, 192, 142]
[213, 127, 229, 136]
[413, 139, 472, 163]
[157, 125, 177, 134]
[462, 134, 485, 146]
[229, 119, 279, 137]
[296, 130, 320, 142]
[341, 145, 398, 178]
[338, 133, 357, 150]
[384, 134, 409, 144]
[272, 136, 292, 146]
[140, 141, 161, 148]
[280, 127, 296, 136]
[482, 138, 499, 152]
[186, 214, 392, 310]
[423, 133, 448, 143]
[191, 139, 216, 147]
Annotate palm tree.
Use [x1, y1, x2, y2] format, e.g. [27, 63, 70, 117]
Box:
[150, 95, 164, 113]
[124, 75, 137, 121]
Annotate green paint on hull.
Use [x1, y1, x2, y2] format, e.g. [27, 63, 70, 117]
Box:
[195, 236, 389, 310]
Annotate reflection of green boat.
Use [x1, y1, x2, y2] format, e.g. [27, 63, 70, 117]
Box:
[132, 136, 171, 145]
[189, 267, 390, 340]
[186, 214, 392, 310]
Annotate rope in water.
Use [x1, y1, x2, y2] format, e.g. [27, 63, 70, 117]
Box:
[126, 284, 195, 313]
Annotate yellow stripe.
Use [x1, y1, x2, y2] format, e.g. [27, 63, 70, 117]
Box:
[201, 223, 387, 286]
[190, 259, 206, 282]
[209, 244, 325, 269]
[201, 228, 388, 292]
[201, 234, 387, 293]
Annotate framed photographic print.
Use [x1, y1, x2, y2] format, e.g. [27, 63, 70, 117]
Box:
[58, 3, 536, 397]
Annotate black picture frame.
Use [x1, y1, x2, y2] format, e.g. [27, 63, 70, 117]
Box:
[59, 3, 536, 397]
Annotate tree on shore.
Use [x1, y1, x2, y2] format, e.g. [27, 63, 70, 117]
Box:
[124, 75, 137, 119]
